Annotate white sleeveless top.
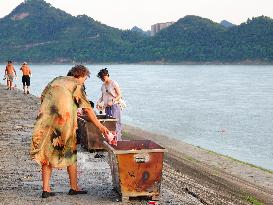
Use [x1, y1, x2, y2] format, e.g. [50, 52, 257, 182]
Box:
[101, 80, 119, 107]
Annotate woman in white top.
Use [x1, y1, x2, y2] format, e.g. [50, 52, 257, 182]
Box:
[96, 68, 123, 141]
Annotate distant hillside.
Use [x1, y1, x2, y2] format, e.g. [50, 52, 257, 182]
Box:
[135, 15, 273, 62]
[220, 16, 273, 62]
[139, 15, 227, 62]
[0, 0, 121, 44]
[0, 0, 273, 63]
[131, 26, 150, 36]
[0, 0, 145, 63]
[220, 20, 235, 28]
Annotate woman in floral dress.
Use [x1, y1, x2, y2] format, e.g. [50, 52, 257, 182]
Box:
[30, 65, 109, 198]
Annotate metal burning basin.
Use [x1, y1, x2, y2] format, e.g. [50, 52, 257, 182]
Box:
[104, 140, 166, 201]
[77, 115, 117, 151]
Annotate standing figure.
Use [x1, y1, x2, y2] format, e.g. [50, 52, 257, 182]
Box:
[5, 60, 16, 90]
[20, 62, 32, 94]
[96, 68, 123, 141]
[30, 65, 109, 198]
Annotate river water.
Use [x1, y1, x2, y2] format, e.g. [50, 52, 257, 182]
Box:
[2, 64, 273, 171]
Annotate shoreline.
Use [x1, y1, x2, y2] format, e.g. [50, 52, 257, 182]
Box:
[123, 124, 273, 175]
[127, 125, 273, 174]
[122, 125, 273, 204]
[1, 61, 273, 66]
[122, 125, 273, 188]
[0, 83, 273, 204]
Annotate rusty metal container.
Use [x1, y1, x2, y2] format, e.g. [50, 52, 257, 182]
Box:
[77, 115, 117, 151]
[104, 140, 166, 201]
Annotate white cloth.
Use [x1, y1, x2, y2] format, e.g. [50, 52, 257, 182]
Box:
[101, 80, 119, 107]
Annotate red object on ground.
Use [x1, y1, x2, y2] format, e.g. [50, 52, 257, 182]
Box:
[147, 201, 159, 205]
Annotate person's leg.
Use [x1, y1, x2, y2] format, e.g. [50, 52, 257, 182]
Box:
[22, 76, 26, 93]
[42, 164, 52, 192]
[67, 163, 87, 195]
[7, 77, 11, 89]
[8, 80, 12, 89]
[67, 163, 78, 190]
[8, 75, 14, 89]
[105, 106, 113, 117]
[112, 104, 122, 141]
[26, 76, 30, 94]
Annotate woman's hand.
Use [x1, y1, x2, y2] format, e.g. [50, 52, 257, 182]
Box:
[107, 100, 113, 106]
[99, 125, 109, 135]
[96, 101, 104, 111]
[83, 108, 109, 135]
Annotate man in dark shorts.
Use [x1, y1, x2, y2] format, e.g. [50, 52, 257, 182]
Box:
[20, 62, 32, 94]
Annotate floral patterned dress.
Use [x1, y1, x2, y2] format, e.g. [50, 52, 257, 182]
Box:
[30, 76, 91, 168]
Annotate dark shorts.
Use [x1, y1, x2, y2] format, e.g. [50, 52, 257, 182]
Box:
[22, 75, 30, 86]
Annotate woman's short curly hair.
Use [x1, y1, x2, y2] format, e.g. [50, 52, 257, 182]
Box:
[67, 65, 90, 78]
[97, 68, 109, 79]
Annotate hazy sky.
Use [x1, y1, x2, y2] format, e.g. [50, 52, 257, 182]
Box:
[1, 0, 273, 30]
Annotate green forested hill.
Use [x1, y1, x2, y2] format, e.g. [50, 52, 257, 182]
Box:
[221, 16, 273, 62]
[0, 0, 273, 63]
[134, 15, 227, 62]
[133, 15, 273, 63]
[0, 0, 145, 63]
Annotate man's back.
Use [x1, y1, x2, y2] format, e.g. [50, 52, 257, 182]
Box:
[20, 65, 31, 76]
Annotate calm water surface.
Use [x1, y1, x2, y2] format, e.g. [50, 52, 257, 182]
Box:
[3, 64, 273, 170]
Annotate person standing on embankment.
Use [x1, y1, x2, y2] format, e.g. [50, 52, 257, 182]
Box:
[96, 68, 123, 141]
[30, 65, 110, 198]
[20, 62, 32, 94]
[5, 60, 17, 90]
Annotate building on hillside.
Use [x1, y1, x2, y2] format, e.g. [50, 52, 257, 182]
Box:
[151, 22, 174, 36]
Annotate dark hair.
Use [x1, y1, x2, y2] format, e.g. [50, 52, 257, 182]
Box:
[67, 65, 90, 78]
[89, 101, 94, 108]
[97, 68, 109, 79]
[8, 60, 12, 64]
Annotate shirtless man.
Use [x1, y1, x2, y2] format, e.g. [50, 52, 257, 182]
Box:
[20, 62, 32, 94]
[5, 60, 17, 90]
